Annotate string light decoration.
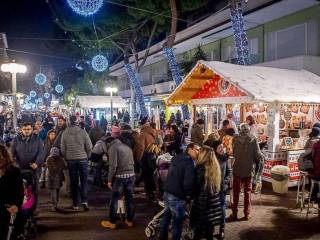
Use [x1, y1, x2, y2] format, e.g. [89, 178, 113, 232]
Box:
[30, 91, 37, 98]
[67, 0, 103, 16]
[44, 92, 50, 99]
[124, 64, 148, 118]
[91, 54, 108, 72]
[55, 84, 64, 93]
[230, 0, 250, 65]
[35, 73, 47, 85]
[163, 47, 190, 119]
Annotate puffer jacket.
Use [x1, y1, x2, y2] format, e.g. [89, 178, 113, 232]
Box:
[232, 132, 262, 178]
[11, 133, 44, 169]
[61, 125, 92, 161]
[190, 164, 223, 230]
[136, 124, 156, 161]
[191, 124, 204, 145]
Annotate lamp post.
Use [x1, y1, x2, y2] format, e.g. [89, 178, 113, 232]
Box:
[1, 62, 27, 129]
[105, 87, 118, 123]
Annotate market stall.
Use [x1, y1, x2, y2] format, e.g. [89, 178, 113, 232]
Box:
[75, 95, 127, 120]
[167, 61, 320, 186]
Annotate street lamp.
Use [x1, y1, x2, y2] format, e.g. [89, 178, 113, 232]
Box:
[105, 87, 118, 123]
[1, 62, 27, 129]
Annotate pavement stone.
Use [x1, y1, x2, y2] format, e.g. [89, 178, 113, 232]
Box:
[35, 183, 320, 240]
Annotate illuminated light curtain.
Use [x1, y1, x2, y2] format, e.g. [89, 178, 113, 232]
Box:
[230, 0, 250, 65]
[163, 47, 190, 119]
[124, 64, 148, 118]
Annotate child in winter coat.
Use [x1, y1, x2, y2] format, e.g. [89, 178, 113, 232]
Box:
[46, 147, 67, 211]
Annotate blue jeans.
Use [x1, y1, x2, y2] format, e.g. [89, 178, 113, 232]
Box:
[67, 160, 88, 207]
[159, 192, 186, 240]
[109, 177, 135, 223]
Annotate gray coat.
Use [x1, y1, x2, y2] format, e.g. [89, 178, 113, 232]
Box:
[232, 133, 263, 178]
[61, 125, 92, 161]
[107, 139, 134, 182]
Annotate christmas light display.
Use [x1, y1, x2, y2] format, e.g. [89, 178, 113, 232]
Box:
[35, 73, 47, 85]
[91, 54, 108, 72]
[55, 84, 64, 93]
[230, 1, 250, 65]
[44, 92, 50, 99]
[67, 0, 103, 16]
[124, 64, 148, 118]
[30, 91, 37, 98]
[163, 47, 190, 119]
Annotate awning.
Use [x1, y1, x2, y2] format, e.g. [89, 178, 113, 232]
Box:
[75, 96, 127, 109]
[167, 61, 320, 105]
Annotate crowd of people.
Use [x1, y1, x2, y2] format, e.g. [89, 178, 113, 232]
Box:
[1, 109, 320, 240]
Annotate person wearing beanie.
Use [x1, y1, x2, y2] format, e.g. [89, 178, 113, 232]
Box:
[46, 147, 67, 211]
[230, 123, 262, 221]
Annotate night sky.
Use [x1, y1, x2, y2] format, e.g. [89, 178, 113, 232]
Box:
[0, 0, 74, 92]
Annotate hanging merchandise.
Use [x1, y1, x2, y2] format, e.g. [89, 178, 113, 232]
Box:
[38, 98, 43, 103]
[91, 54, 108, 72]
[230, 0, 250, 65]
[26, 96, 31, 101]
[55, 84, 64, 93]
[67, 0, 103, 16]
[44, 92, 50, 99]
[35, 73, 47, 85]
[124, 64, 148, 118]
[30, 91, 37, 98]
[163, 47, 190, 119]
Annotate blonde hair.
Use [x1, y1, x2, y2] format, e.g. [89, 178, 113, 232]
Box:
[197, 146, 221, 193]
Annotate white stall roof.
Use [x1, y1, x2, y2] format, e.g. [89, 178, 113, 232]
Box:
[201, 61, 320, 103]
[75, 96, 127, 108]
[168, 61, 320, 104]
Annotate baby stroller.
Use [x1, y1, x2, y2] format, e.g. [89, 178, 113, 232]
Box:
[146, 153, 194, 240]
[20, 170, 37, 239]
[145, 201, 194, 240]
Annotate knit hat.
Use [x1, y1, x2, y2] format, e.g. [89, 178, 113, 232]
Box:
[310, 127, 320, 138]
[49, 147, 60, 157]
[120, 124, 132, 133]
[239, 123, 250, 135]
[313, 122, 320, 129]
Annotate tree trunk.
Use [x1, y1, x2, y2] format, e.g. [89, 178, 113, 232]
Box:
[230, 0, 250, 65]
[124, 33, 148, 119]
[163, 0, 190, 120]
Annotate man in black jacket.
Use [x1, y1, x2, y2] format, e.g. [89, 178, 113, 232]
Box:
[159, 143, 200, 240]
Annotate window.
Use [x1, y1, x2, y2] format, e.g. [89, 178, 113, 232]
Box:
[277, 24, 306, 59]
[140, 70, 151, 86]
[265, 22, 318, 61]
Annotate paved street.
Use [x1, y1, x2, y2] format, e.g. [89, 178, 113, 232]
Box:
[35, 182, 320, 240]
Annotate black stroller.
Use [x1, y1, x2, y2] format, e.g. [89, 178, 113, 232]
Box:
[19, 169, 38, 240]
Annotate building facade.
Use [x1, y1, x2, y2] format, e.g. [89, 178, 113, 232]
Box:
[109, 0, 320, 120]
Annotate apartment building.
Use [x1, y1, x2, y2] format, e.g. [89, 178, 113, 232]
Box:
[109, 0, 320, 117]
